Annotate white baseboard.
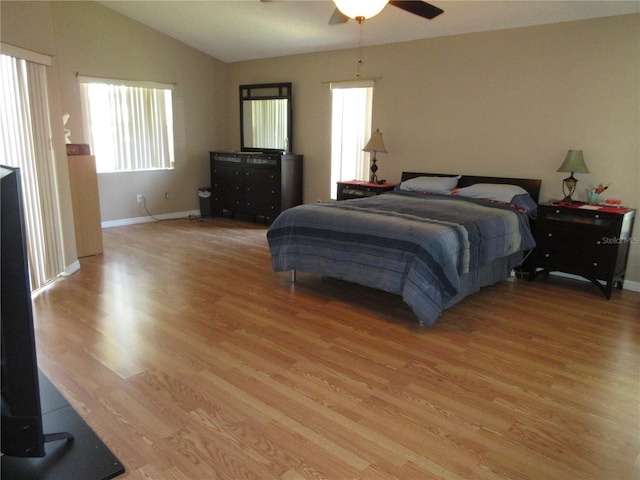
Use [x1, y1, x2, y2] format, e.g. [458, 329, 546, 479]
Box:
[550, 271, 640, 293]
[101, 210, 201, 229]
[62, 260, 81, 276]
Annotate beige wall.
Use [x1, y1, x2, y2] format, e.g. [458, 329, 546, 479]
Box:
[2, 2, 638, 285]
[2, 0, 229, 229]
[228, 14, 639, 284]
[48, 1, 230, 223]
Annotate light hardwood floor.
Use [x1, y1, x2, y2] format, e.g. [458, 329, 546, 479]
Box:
[32, 217, 639, 479]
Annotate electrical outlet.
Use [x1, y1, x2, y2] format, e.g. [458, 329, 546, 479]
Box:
[137, 193, 143, 203]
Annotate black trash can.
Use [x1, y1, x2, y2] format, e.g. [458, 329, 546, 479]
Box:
[198, 188, 212, 217]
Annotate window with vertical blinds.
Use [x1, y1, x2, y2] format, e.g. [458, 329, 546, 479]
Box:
[79, 76, 175, 173]
[0, 52, 65, 291]
[330, 80, 374, 199]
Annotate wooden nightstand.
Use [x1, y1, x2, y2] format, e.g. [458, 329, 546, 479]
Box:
[529, 201, 636, 298]
[336, 180, 396, 201]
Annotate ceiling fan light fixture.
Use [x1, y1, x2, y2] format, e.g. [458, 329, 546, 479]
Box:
[333, 0, 389, 21]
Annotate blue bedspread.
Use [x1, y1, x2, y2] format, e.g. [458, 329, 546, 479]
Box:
[267, 191, 535, 326]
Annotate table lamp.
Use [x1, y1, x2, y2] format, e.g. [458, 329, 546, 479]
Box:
[557, 150, 589, 203]
[363, 129, 387, 184]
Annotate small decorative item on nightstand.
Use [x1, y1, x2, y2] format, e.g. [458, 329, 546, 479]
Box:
[529, 201, 636, 298]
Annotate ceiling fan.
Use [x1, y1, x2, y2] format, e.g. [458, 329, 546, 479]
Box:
[329, 1, 444, 25]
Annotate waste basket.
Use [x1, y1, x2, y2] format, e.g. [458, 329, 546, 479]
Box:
[198, 188, 212, 217]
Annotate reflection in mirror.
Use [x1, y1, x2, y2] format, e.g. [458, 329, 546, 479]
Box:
[242, 99, 288, 150]
[240, 83, 292, 152]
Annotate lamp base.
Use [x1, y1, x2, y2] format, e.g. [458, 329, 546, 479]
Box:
[561, 176, 578, 204]
[369, 157, 378, 184]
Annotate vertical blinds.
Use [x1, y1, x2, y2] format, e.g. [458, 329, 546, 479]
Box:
[0, 53, 64, 290]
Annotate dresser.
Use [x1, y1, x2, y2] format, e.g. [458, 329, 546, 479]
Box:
[67, 155, 103, 257]
[210, 151, 303, 219]
[529, 202, 636, 298]
[336, 180, 396, 201]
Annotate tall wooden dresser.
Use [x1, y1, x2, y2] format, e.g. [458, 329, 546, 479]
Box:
[210, 151, 303, 219]
[67, 155, 103, 257]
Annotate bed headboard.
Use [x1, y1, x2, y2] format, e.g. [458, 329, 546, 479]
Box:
[400, 172, 542, 204]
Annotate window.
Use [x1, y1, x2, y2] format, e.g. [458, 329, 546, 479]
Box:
[0, 52, 65, 290]
[330, 80, 373, 199]
[79, 77, 174, 173]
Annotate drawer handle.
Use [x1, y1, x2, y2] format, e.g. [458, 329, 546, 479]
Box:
[594, 214, 599, 219]
[545, 253, 550, 258]
[593, 262, 598, 266]
[547, 233, 553, 237]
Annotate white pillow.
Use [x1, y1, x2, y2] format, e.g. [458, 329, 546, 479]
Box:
[455, 183, 528, 203]
[399, 175, 460, 194]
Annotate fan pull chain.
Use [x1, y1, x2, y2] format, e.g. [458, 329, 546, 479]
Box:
[356, 18, 364, 78]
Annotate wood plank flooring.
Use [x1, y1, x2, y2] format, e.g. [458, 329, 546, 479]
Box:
[32, 216, 640, 479]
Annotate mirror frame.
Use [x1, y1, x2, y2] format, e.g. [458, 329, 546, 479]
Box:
[240, 82, 293, 153]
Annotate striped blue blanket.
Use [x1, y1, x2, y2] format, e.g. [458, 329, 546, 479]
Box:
[267, 191, 535, 326]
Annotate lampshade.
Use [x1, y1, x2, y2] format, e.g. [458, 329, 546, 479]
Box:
[363, 129, 387, 154]
[333, 0, 389, 20]
[557, 150, 589, 174]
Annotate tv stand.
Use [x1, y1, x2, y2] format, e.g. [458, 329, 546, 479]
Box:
[43, 431, 74, 445]
[1, 371, 124, 480]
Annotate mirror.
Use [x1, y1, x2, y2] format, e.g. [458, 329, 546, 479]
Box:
[240, 83, 292, 153]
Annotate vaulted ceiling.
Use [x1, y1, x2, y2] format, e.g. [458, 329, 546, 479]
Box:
[99, 1, 640, 63]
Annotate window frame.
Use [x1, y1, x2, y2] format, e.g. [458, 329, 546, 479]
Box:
[79, 76, 175, 173]
[330, 80, 374, 199]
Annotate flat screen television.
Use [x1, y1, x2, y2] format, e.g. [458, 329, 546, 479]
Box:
[1, 165, 47, 457]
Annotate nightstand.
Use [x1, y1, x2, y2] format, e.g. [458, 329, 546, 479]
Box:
[529, 202, 636, 298]
[337, 180, 396, 201]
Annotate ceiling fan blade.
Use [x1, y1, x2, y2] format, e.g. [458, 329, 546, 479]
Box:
[329, 7, 350, 25]
[389, 1, 444, 20]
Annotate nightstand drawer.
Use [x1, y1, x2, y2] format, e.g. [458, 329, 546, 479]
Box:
[537, 223, 608, 249]
[536, 244, 612, 277]
[542, 209, 616, 228]
[336, 181, 396, 201]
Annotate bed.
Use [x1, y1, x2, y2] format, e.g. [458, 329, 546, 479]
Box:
[266, 172, 541, 326]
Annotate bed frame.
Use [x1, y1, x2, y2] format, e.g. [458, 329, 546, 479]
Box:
[401, 172, 542, 204]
